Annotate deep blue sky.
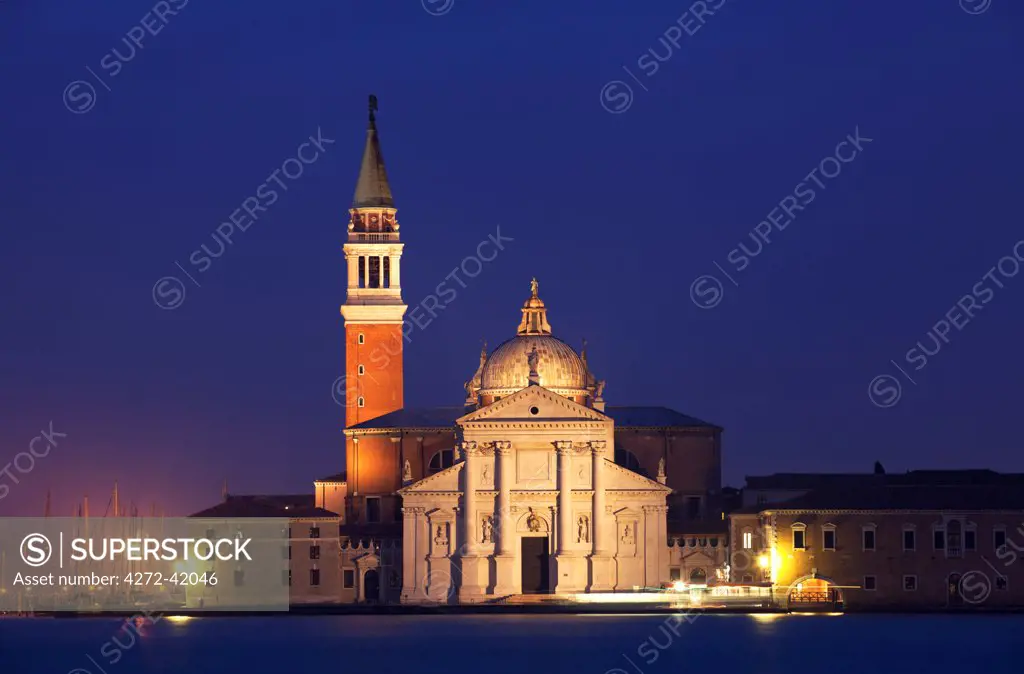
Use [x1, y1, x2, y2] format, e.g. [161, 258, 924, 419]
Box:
[1, 0, 1022, 517]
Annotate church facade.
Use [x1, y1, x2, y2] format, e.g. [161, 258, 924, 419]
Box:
[331, 99, 727, 603]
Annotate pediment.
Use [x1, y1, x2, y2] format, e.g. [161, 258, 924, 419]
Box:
[603, 459, 672, 493]
[398, 462, 463, 495]
[457, 385, 610, 424]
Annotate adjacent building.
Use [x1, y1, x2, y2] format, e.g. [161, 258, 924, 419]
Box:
[729, 469, 1024, 609]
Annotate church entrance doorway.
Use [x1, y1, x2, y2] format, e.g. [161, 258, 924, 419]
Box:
[521, 536, 550, 594]
[363, 569, 380, 603]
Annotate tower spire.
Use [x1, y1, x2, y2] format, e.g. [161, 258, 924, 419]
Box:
[352, 94, 394, 209]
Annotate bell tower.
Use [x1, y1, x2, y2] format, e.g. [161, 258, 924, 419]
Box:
[341, 95, 406, 429]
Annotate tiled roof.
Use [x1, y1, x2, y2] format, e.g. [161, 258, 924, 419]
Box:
[346, 406, 465, 430]
[190, 494, 336, 519]
[346, 405, 717, 431]
[759, 485, 1024, 512]
[605, 406, 718, 428]
[745, 469, 1024, 491]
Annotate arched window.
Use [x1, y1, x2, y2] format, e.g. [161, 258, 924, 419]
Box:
[428, 449, 454, 474]
[614, 447, 643, 474]
[357, 397, 365, 408]
[689, 568, 707, 583]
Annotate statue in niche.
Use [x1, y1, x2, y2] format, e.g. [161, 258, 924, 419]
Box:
[481, 515, 494, 543]
[577, 514, 590, 543]
[402, 459, 412, 483]
[434, 524, 448, 547]
[526, 508, 542, 532]
[481, 462, 492, 486]
[621, 523, 634, 545]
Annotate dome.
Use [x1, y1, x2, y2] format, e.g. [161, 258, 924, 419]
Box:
[480, 334, 588, 393]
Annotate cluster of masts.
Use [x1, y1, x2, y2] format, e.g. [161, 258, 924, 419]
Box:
[44, 481, 167, 519]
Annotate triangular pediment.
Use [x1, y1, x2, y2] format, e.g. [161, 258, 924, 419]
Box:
[457, 385, 610, 424]
[603, 459, 673, 493]
[398, 462, 463, 495]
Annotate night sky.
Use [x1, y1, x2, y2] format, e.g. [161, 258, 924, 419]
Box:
[1, 0, 1022, 517]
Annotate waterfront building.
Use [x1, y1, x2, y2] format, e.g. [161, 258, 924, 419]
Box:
[730, 469, 1024, 609]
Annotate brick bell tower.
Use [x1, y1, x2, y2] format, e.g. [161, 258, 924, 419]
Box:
[341, 95, 406, 431]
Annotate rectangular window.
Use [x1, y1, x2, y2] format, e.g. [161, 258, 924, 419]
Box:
[670, 567, 681, 581]
[934, 529, 946, 551]
[864, 575, 877, 591]
[823, 529, 836, 551]
[793, 529, 806, 550]
[309, 526, 320, 539]
[742, 531, 753, 550]
[965, 529, 976, 551]
[234, 570, 244, 587]
[366, 497, 381, 523]
[863, 528, 876, 551]
[358, 257, 366, 288]
[996, 576, 1008, 591]
[310, 568, 320, 587]
[343, 569, 355, 589]
[903, 575, 917, 591]
[903, 529, 916, 551]
[310, 545, 321, 560]
[995, 528, 1007, 550]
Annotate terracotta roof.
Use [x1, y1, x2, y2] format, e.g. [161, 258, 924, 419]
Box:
[757, 484, 1024, 512]
[745, 469, 1024, 491]
[190, 494, 337, 519]
[345, 405, 717, 431]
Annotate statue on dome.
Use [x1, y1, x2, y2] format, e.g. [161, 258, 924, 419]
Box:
[527, 345, 541, 385]
[530, 277, 539, 298]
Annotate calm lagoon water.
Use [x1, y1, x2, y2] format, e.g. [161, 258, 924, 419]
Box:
[1, 613, 1022, 674]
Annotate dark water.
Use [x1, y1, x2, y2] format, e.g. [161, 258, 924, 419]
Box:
[1, 613, 1021, 674]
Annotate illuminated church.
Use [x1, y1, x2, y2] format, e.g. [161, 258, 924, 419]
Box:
[315, 98, 727, 603]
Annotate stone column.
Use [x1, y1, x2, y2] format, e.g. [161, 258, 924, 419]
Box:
[553, 441, 580, 593]
[362, 255, 369, 288]
[390, 253, 401, 288]
[458, 441, 487, 602]
[495, 441, 514, 556]
[492, 441, 515, 596]
[462, 441, 479, 556]
[347, 253, 358, 289]
[588, 440, 613, 592]
[591, 440, 607, 556]
[555, 441, 574, 554]
[400, 506, 428, 603]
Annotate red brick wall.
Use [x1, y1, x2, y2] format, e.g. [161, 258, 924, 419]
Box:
[344, 323, 404, 428]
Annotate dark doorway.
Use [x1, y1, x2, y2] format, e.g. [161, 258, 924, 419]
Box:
[521, 536, 550, 594]
[948, 573, 963, 606]
[363, 569, 380, 603]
